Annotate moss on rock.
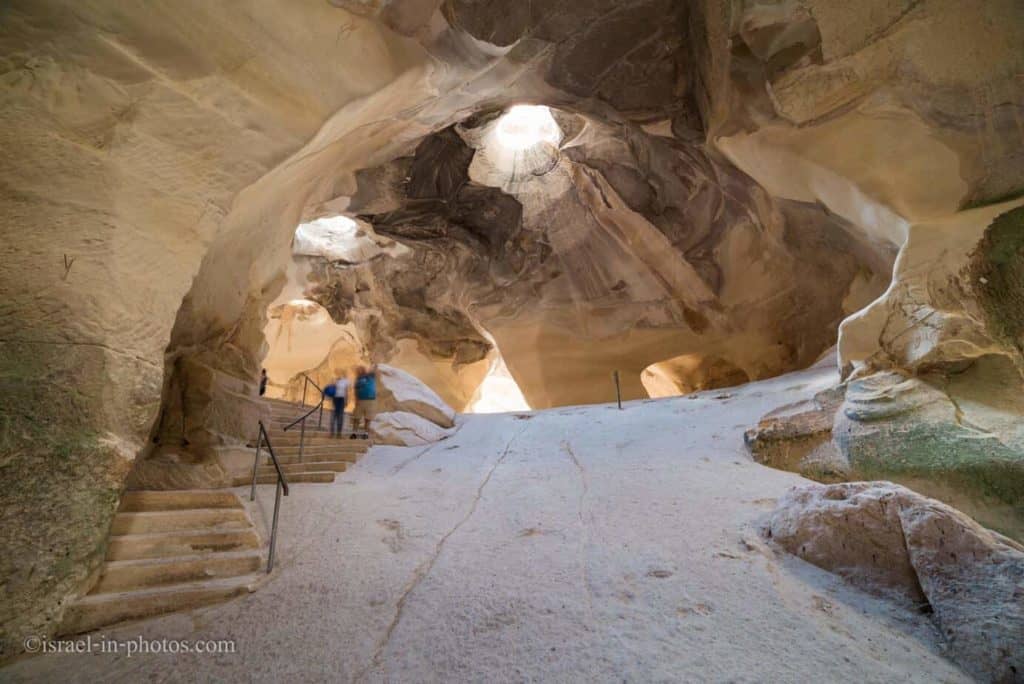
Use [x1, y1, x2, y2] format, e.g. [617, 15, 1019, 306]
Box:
[0, 341, 135, 659]
[969, 206, 1024, 356]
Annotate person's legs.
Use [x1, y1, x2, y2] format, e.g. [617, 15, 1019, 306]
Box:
[351, 401, 365, 438]
[360, 399, 377, 439]
[337, 399, 346, 436]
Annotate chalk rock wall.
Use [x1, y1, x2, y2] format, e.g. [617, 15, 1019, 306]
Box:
[732, 0, 1024, 548]
[0, 1, 425, 654]
[747, 205, 1024, 542]
[306, 113, 889, 408]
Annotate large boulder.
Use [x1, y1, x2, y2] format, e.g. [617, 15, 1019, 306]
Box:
[370, 411, 455, 447]
[368, 366, 459, 446]
[767, 482, 1024, 683]
[376, 365, 457, 428]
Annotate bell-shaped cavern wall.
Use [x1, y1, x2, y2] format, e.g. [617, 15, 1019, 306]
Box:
[311, 105, 891, 408]
[1, 0, 1022, 667]
[0, 1, 428, 653]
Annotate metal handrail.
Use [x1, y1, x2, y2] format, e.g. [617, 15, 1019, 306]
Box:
[284, 374, 327, 463]
[282, 401, 322, 432]
[250, 420, 289, 573]
[299, 373, 324, 407]
[283, 399, 322, 464]
[299, 374, 325, 430]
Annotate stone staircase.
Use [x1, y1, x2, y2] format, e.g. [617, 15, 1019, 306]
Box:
[239, 397, 371, 486]
[58, 399, 371, 636]
[59, 490, 263, 635]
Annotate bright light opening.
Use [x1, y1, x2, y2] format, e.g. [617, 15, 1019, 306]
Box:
[293, 215, 408, 262]
[467, 354, 530, 413]
[284, 299, 326, 317]
[495, 105, 561, 151]
[294, 216, 360, 258]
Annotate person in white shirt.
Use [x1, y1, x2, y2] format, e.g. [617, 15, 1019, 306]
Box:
[331, 374, 350, 437]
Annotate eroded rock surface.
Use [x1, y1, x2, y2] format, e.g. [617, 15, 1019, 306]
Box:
[749, 368, 1024, 542]
[0, 1, 425, 653]
[767, 482, 1024, 683]
[749, 202, 1024, 543]
[370, 411, 455, 447]
[744, 385, 848, 482]
[376, 365, 456, 429]
[364, 364, 458, 446]
[309, 112, 889, 408]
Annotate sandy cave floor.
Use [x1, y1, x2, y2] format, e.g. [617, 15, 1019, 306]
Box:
[3, 366, 972, 683]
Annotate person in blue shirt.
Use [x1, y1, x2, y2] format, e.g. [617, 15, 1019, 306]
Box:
[352, 365, 378, 439]
[322, 380, 337, 434]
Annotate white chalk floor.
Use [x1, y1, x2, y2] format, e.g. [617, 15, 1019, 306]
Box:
[3, 366, 969, 683]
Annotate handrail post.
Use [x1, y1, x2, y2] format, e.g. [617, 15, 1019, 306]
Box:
[250, 428, 262, 502]
[613, 370, 622, 410]
[251, 420, 289, 574]
[267, 477, 283, 573]
[301, 377, 308, 409]
[298, 416, 306, 463]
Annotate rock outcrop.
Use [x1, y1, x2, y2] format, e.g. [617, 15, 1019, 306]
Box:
[376, 365, 456, 429]
[744, 385, 848, 483]
[368, 366, 457, 446]
[748, 367, 1024, 542]
[370, 411, 455, 447]
[767, 482, 1024, 683]
[748, 203, 1024, 543]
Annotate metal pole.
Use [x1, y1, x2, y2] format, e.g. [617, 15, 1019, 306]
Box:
[267, 477, 283, 573]
[250, 428, 262, 501]
[298, 417, 306, 464]
[301, 378, 308, 409]
[613, 370, 622, 410]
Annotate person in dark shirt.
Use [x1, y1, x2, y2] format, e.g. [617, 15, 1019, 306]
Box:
[259, 369, 268, 397]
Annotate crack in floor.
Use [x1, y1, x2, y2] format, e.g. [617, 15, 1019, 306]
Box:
[354, 423, 529, 682]
[390, 423, 468, 475]
[390, 443, 440, 476]
[562, 439, 596, 620]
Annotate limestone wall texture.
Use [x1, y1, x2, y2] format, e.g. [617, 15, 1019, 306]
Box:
[0, 1, 423, 655]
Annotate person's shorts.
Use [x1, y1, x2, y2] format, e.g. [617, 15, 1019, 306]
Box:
[353, 399, 377, 422]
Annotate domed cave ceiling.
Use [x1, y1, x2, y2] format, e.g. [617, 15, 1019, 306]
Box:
[296, 105, 890, 408]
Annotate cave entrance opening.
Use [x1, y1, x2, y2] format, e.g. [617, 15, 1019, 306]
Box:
[495, 105, 561, 150]
[258, 214, 532, 415]
[641, 354, 752, 398]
